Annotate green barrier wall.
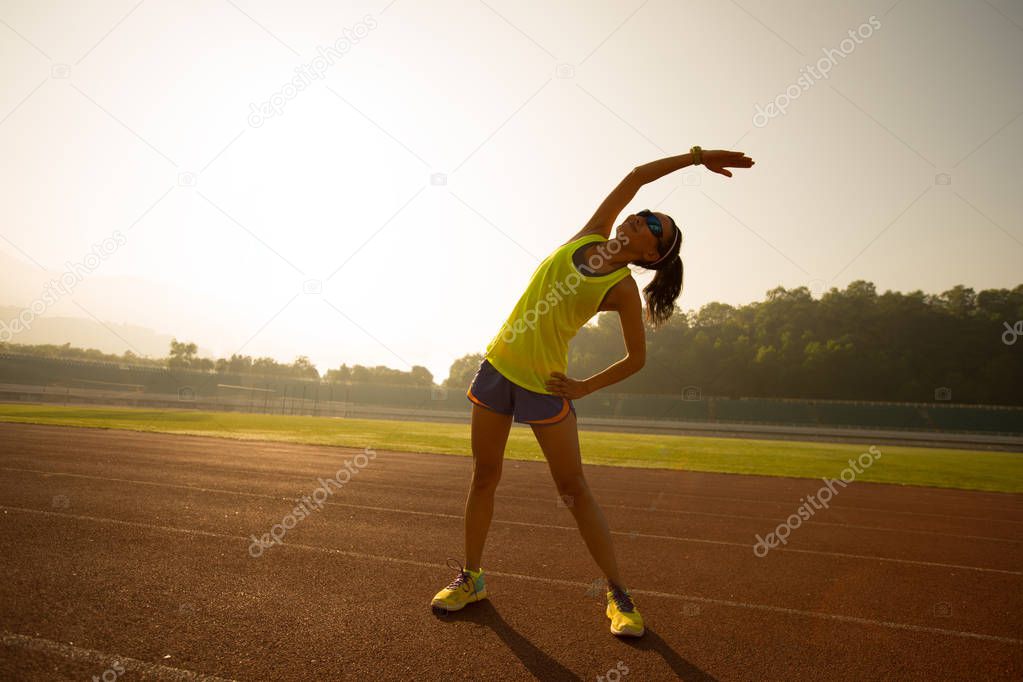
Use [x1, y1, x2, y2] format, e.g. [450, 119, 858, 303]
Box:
[2, 353, 1020, 434]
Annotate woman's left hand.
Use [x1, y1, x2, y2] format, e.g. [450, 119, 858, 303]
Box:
[546, 372, 590, 399]
[701, 149, 755, 177]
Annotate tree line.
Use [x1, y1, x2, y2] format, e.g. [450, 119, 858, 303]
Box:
[445, 281, 1023, 405]
[4, 281, 1020, 404]
[0, 339, 435, 386]
[555, 281, 1021, 405]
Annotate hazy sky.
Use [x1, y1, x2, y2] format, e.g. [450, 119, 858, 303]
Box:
[1, 0, 1021, 383]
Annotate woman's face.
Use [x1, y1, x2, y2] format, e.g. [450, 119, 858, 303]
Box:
[616, 212, 675, 262]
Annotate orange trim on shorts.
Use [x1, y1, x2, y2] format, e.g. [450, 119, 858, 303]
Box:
[466, 387, 492, 411]
[524, 397, 571, 425]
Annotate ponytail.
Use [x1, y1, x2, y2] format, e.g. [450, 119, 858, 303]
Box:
[642, 255, 683, 326]
[634, 214, 684, 326]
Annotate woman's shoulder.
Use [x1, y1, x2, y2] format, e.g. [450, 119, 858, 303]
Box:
[557, 231, 605, 273]
[556, 230, 605, 250]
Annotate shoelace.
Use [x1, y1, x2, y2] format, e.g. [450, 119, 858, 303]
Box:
[444, 557, 480, 599]
[609, 586, 635, 613]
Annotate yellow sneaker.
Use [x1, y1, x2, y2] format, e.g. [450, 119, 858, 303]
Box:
[431, 561, 487, 614]
[606, 586, 645, 637]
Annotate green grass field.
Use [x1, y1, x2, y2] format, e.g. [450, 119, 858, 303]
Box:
[0, 404, 1020, 493]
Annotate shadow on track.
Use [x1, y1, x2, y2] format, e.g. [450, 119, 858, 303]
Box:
[620, 627, 718, 681]
[432, 600, 580, 681]
[433, 602, 715, 680]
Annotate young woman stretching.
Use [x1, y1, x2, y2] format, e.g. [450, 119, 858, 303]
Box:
[430, 146, 754, 637]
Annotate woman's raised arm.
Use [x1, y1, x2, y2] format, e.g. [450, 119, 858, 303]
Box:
[569, 148, 753, 243]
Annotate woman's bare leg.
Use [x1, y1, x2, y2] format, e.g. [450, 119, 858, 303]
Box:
[464, 403, 513, 571]
[530, 411, 624, 588]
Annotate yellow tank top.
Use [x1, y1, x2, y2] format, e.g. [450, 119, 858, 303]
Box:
[485, 233, 632, 394]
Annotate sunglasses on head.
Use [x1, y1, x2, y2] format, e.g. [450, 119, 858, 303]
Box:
[637, 209, 663, 238]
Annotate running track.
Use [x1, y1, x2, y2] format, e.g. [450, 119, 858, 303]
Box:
[0, 422, 1020, 680]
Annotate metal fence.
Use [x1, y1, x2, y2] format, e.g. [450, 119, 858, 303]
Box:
[2, 352, 1021, 437]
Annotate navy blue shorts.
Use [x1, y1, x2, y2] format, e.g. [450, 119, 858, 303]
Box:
[466, 358, 576, 425]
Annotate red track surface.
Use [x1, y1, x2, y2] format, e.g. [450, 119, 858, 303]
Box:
[0, 422, 1020, 680]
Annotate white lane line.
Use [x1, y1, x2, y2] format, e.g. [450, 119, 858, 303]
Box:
[510, 521, 1023, 575]
[764, 516, 1021, 543]
[231, 462, 1023, 523]
[5, 427, 1022, 523]
[367, 455, 1023, 517]
[2, 505, 1019, 647]
[2, 468, 1020, 575]
[4, 465, 1019, 545]
[1, 630, 237, 680]
[301, 451, 1023, 518]
[366, 479, 1023, 544]
[585, 484, 1023, 521]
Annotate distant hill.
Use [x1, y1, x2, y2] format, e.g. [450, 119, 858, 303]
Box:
[0, 306, 174, 359]
[0, 248, 207, 359]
